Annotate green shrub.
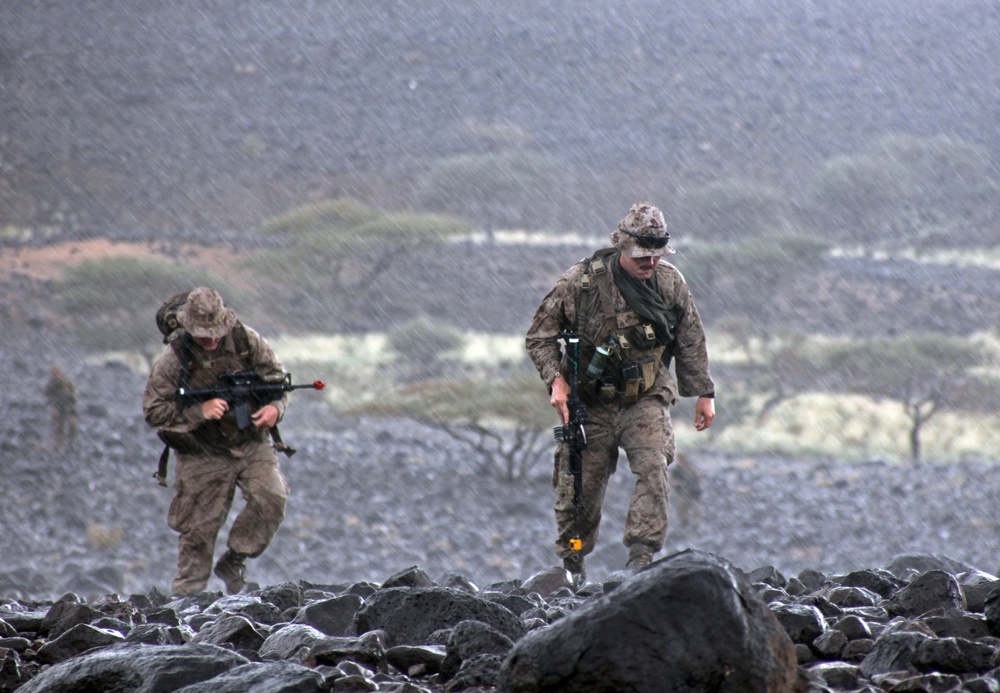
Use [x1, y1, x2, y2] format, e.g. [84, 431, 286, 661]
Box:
[242, 205, 472, 331]
[253, 197, 379, 237]
[806, 153, 916, 247]
[387, 316, 466, 366]
[56, 256, 232, 355]
[679, 231, 830, 295]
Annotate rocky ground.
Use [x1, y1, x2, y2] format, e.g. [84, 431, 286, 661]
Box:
[4, 236, 1000, 689]
[3, 331, 1000, 604]
[2, 236, 1000, 601]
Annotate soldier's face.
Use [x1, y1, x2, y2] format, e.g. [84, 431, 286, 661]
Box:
[193, 336, 222, 351]
[619, 253, 660, 281]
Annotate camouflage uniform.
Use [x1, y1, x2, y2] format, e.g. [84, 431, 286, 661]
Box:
[143, 288, 290, 596]
[526, 203, 714, 569]
[44, 366, 78, 451]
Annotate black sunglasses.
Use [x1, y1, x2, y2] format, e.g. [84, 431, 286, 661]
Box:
[621, 228, 670, 249]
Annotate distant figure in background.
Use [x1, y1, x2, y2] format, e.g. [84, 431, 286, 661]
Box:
[526, 202, 716, 586]
[44, 365, 78, 451]
[669, 452, 703, 534]
[143, 287, 291, 596]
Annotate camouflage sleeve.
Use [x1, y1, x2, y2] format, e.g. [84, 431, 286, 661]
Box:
[245, 326, 289, 422]
[525, 264, 582, 389]
[663, 267, 715, 399]
[142, 346, 203, 431]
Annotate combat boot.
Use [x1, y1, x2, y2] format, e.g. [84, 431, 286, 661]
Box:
[563, 553, 586, 588]
[625, 545, 655, 571]
[213, 549, 247, 595]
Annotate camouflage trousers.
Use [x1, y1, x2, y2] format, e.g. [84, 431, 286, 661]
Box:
[168, 442, 288, 595]
[553, 394, 675, 559]
[51, 410, 78, 451]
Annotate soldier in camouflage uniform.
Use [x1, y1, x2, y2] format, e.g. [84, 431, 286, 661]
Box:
[143, 288, 290, 596]
[525, 202, 715, 585]
[44, 365, 78, 451]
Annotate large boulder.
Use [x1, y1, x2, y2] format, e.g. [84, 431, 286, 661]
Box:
[354, 587, 525, 647]
[16, 643, 249, 693]
[496, 549, 800, 693]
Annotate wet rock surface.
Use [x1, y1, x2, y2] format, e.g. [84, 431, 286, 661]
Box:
[4, 552, 1000, 692]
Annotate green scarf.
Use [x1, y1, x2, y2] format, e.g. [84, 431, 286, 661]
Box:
[609, 252, 676, 346]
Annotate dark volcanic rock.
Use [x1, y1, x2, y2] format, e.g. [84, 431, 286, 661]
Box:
[354, 587, 526, 648]
[17, 643, 249, 693]
[496, 549, 800, 693]
[5, 552, 1000, 691]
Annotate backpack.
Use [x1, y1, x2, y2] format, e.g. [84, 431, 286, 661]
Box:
[155, 290, 192, 344]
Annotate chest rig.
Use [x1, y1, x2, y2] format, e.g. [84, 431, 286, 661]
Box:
[170, 324, 264, 450]
[574, 251, 676, 404]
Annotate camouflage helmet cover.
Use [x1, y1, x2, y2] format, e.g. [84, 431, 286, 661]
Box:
[610, 202, 675, 257]
[177, 287, 237, 339]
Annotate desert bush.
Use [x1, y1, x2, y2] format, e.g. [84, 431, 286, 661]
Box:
[680, 231, 830, 305]
[387, 315, 466, 368]
[869, 133, 991, 214]
[253, 197, 379, 237]
[56, 256, 232, 358]
[675, 178, 790, 241]
[805, 153, 917, 249]
[805, 133, 999, 251]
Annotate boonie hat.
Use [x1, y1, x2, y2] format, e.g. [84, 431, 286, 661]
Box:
[610, 202, 675, 258]
[177, 287, 237, 339]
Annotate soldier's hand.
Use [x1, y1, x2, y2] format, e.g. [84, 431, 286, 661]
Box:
[201, 398, 229, 420]
[252, 404, 279, 429]
[550, 374, 571, 424]
[694, 396, 715, 431]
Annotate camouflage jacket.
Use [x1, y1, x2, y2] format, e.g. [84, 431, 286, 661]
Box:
[142, 324, 288, 455]
[525, 248, 714, 405]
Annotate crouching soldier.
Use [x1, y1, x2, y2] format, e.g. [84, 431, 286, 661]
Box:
[143, 287, 291, 596]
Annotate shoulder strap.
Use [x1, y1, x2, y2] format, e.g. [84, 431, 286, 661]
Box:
[575, 251, 617, 339]
[231, 322, 252, 367]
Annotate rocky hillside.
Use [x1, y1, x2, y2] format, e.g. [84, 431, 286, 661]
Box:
[2, 0, 999, 232]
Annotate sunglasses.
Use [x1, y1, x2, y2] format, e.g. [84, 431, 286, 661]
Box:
[622, 228, 670, 249]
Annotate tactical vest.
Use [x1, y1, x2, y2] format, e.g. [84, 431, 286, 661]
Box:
[574, 249, 678, 404]
[170, 323, 264, 451]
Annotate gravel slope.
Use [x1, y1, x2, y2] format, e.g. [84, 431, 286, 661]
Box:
[3, 346, 1000, 601]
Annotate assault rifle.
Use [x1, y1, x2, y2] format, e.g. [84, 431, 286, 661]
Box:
[552, 331, 587, 552]
[178, 369, 326, 429]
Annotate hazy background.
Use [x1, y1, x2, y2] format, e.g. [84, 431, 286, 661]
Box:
[3, 0, 1000, 595]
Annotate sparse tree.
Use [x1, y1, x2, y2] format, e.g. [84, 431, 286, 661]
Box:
[246, 197, 471, 329]
[344, 373, 554, 481]
[55, 256, 232, 363]
[812, 335, 990, 463]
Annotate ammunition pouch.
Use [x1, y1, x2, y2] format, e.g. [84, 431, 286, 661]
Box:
[595, 354, 661, 404]
[157, 430, 205, 456]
